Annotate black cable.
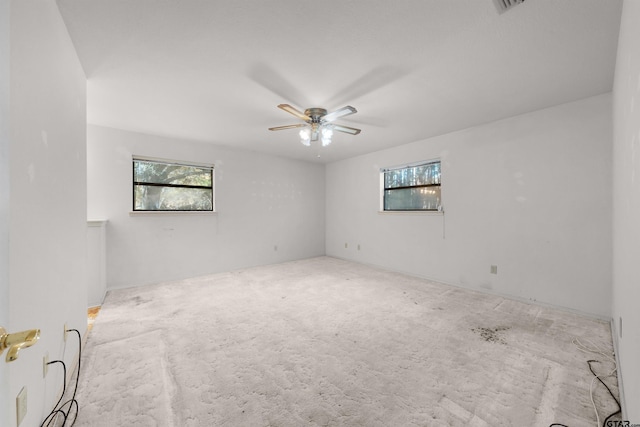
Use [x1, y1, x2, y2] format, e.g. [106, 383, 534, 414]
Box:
[48, 361, 66, 416]
[586, 360, 621, 427]
[40, 361, 67, 427]
[40, 328, 82, 427]
[603, 411, 621, 427]
[58, 329, 81, 426]
[551, 340, 622, 427]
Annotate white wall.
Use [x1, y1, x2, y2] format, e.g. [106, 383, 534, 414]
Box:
[612, 0, 640, 419]
[87, 125, 326, 289]
[327, 94, 612, 318]
[9, 2, 87, 426]
[0, 0, 10, 425]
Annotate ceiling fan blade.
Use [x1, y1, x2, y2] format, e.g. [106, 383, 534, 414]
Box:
[248, 63, 310, 108]
[326, 65, 410, 106]
[277, 104, 311, 122]
[322, 106, 357, 123]
[332, 124, 361, 135]
[268, 124, 308, 131]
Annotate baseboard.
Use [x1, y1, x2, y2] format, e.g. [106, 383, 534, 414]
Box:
[327, 255, 612, 322]
[610, 317, 627, 419]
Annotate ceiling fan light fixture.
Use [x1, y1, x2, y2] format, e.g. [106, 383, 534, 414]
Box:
[299, 128, 311, 146]
[270, 104, 361, 149]
[321, 126, 333, 147]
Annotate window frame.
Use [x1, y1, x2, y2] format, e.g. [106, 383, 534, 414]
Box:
[380, 159, 442, 213]
[132, 156, 215, 213]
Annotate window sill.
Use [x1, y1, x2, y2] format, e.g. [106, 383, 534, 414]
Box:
[129, 211, 217, 216]
[378, 210, 444, 216]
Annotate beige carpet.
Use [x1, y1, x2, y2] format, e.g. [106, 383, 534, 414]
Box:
[74, 257, 620, 426]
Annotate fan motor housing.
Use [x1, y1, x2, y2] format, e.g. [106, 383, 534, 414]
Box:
[304, 108, 327, 123]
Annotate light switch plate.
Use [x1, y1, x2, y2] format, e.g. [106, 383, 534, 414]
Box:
[16, 387, 27, 426]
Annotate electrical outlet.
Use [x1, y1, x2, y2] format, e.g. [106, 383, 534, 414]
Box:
[344, 243, 348, 249]
[357, 244, 361, 251]
[490, 265, 498, 274]
[43, 353, 49, 378]
[274, 245, 278, 251]
[63, 323, 68, 342]
[16, 387, 27, 426]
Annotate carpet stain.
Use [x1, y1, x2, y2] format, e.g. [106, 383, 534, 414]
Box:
[87, 306, 100, 332]
[132, 296, 147, 305]
[471, 326, 511, 344]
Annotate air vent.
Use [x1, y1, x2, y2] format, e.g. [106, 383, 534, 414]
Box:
[493, 0, 526, 14]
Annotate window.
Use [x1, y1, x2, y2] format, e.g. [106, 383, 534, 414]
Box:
[381, 160, 441, 211]
[133, 157, 214, 211]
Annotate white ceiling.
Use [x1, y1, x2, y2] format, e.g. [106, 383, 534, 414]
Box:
[56, 0, 622, 164]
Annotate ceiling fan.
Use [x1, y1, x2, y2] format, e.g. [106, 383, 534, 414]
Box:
[268, 104, 361, 147]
